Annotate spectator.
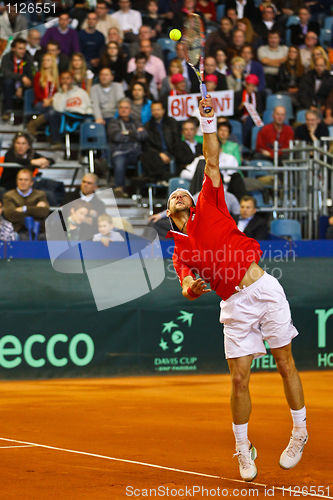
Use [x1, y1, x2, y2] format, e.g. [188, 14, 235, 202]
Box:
[99, 41, 128, 82]
[256, 106, 294, 159]
[81, 0, 122, 42]
[298, 57, 333, 111]
[111, 0, 142, 42]
[3, 169, 49, 238]
[227, 29, 246, 61]
[217, 121, 241, 165]
[215, 49, 229, 75]
[0, 4, 28, 40]
[107, 26, 124, 46]
[78, 11, 105, 70]
[41, 12, 80, 57]
[127, 40, 166, 90]
[127, 81, 152, 124]
[241, 44, 266, 92]
[257, 30, 288, 92]
[141, 101, 181, 183]
[290, 7, 320, 46]
[160, 58, 190, 98]
[0, 199, 15, 241]
[129, 25, 163, 59]
[237, 195, 268, 240]
[217, 121, 246, 200]
[234, 74, 265, 148]
[108, 98, 147, 197]
[324, 88, 333, 126]
[142, 0, 163, 38]
[69, 53, 94, 94]
[206, 17, 233, 57]
[225, 0, 259, 22]
[65, 200, 89, 240]
[299, 31, 319, 70]
[204, 57, 227, 91]
[196, 0, 217, 23]
[49, 71, 93, 149]
[37, 41, 70, 74]
[93, 214, 125, 245]
[91, 67, 124, 125]
[26, 29, 42, 62]
[205, 74, 218, 93]
[253, 3, 284, 44]
[1, 38, 33, 122]
[125, 52, 158, 99]
[226, 56, 246, 92]
[175, 42, 196, 90]
[236, 18, 260, 46]
[294, 109, 329, 143]
[277, 46, 304, 108]
[225, 8, 238, 27]
[309, 46, 331, 71]
[176, 119, 203, 173]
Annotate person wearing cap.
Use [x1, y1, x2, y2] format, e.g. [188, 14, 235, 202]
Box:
[169, 73, 187, 95]
[166, 94, 307, 483]
[205, 74, 218, 93]
[234, 74, 265, 149]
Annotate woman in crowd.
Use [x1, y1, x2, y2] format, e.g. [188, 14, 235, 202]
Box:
[160, 57, 190, 98]
[215, 48, 229, 75]
[69, 52, 94, 94]
[277, 46, 304, 108]
[99, 41, 128, 82]
[236, 17, 259, 47]
[127, 81, 152, 125]
[309, 46, 331, 71]
[226, 56, 246, 92]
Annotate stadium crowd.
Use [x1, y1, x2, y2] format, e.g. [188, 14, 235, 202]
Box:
[0, 0, 333, 241]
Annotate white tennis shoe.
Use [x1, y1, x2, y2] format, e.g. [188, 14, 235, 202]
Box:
[279, 431, 308, 469]
[234, 443, 257, 481]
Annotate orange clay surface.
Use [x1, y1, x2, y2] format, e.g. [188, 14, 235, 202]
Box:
[0, 371, 332, 500]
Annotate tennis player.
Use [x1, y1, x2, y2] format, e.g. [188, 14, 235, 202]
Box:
[166, 95, 308, 482]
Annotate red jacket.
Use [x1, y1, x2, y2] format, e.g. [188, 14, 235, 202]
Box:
[256, 123, 294, 158]
[33, 72, 57, 105]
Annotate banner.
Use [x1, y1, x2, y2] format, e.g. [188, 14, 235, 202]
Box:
[243, 102, 264, 127]
[168, 91, 234, 121]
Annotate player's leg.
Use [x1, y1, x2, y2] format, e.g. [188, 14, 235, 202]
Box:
[271, 342, 308, 470]
[227, 355, 257, 481]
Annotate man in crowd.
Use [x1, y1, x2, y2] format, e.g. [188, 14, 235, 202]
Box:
[204, 57, 227, 91]
[111, 0, 142, 42]
[294, 109, 329, 144]
[241, 44, 266, 92]
[26, 29, 42, 62]
[290, 7, 320, 47]
[108, 98, 147, 197]
[298, 57, 333, 110]
[225, 0, 258, 22]
[79, 11, 106, 71]
[37, 40, 70, 73]
[177, 119, 203, 169]
[257, 31, 288, 92]
[237, 195, 268, 240]
[256, 106, 294, 159]
[91, 67, 125, 126]
[127, 39, 166, 90]
[254, 3, 284, 44]
[3, 169, 49, 239]
[129, 25, 163, 59]
[299, 31, 319, 70]
[82, 0, 123, 42]
[42, 12, 80, 57]
[1, 38, 33, 121]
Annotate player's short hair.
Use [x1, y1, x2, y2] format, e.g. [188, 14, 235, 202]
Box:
[240, 195, 257, 208]
[167, 189, 196, 209]
[98, 214, 113, 224]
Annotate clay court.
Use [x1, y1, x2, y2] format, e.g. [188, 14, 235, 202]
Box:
[0, 370, 332, 499]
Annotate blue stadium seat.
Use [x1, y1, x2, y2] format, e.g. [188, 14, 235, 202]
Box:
[296, 109, 307, 123]
[229, 119, 243, 145]
[157, 38, 176, 52]
[79, 122, 111, 172]
[329, 126, 333, 138]
[320, 28, 331, 46]
[270, 219, 302, 240]
[247, 190, 271, 208]
[23, 88, 38, 124]
[216, 4, 225, 22]
[285, 28, 292, 46]
[246, 159, 273, 178]
[251, 126, 262, 151]
[263, 109, 289, 125]
[286, 15, 299, 27]
[266, 94, 294, 119]
[324, 16, 333, 29]
[168, 177, 191, 197]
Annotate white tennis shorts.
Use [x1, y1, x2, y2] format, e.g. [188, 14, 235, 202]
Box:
[219, 272, 299, 359]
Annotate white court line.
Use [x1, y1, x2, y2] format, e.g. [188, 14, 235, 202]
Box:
[0, 437, 332, 499]
[0, 445, 35, 449]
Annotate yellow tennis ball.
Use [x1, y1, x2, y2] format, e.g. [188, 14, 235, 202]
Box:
[169, 29, 182, 41]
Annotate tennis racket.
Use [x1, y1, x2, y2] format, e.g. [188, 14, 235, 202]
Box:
[182, 12, 212, 113]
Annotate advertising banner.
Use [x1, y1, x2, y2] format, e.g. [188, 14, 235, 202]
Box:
[168, 91, 234, 121]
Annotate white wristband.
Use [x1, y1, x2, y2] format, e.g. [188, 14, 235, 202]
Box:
[200, 116, 216, 134]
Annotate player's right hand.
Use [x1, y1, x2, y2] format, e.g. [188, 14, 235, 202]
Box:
[190, 278, 212, 296]
[199, 95, 214, 118]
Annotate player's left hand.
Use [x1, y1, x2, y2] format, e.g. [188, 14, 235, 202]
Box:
[199, 95, 214, 118]
[190, 278, 212, 296]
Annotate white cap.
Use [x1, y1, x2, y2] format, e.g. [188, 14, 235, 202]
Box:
[167, 188, 196, 209]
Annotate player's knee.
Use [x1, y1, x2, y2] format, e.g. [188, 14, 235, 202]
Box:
[275, 355, 296, 379]
[231, 371, 249, 394]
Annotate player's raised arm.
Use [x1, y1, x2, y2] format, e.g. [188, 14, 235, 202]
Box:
[199, 96, 221, 188]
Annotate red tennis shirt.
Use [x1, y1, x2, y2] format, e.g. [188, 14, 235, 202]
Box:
[167, 174, 263, 301]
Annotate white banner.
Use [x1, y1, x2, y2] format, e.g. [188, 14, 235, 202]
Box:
[243, 102, 264, 127]
[168, 91, 234, 121]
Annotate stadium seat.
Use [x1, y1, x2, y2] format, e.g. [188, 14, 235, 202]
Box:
[285, 28, 292, 46]
[329, 126, 333, 138]
[157, 38, 176, 52]
[229, 119, 243, 145]
[263, 109, 289, 125]
[270, 219, 302, 240]
[168, 177, 191, 197]
[246, 159, 272, 178]
[286, 15, 299, 27]
[320, 28, 331, 46]
[251, 126, 262, 151]
[79, 122, 110, 173]
[23, 88, 38, 124]
[247, 190, 271, 208]
[216, 4, 225, 22]
[266, 94, 294, 119]
[296, 109, 307, 123]
[324, 16, 333, 30]
[319, 215, 329, 239]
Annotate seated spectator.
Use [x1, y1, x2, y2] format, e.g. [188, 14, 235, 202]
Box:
[225, 8, 238, 27]
[309, 46, 331, 71]
[227, 30, 246, 61]
[108, 98, 147, 197]
[26, 29, 42, 62]
[1, 38, 33, 122]
[0, 4, 28, 41]
[0, 132, 54, 192]
[299, 31, 319, 70]
[82, 1, 123, 42]
[49, 71, 93, 149]
[294, 109, 329, 143]
[204, 57, 227, 91]
[226, 56, 246, 92]
[234, 74, 265, 149]
[175, 42, 198, 92]
[236, 195, 268, 240]
[78, 11, 106, 71]
[196, 0, 216, 23]
[205, 17, 233, 57]
[41, 12, 80, 57]
[69, 53, 94, 94]
[27, 53, 59, 136]
[290, 7, 320, 47]
[277, 46, 304, 108]
[93, 214, 125, 245]
[225, 0, 258, 23]
[127, 40, 166, 91]
[236, 18, 259, 46]
[215, 49, 229, 75]
[36, 41, 70, 74]
[3, 169, 49, 239]
[91, 67, 124, 126]
[141, 101, 182, 183]
[176, 119, 203, 172]
[62, 173, 106, 235]
[253, 2, 284, 45]
[129, 25, 163, 59]
[241, 43, 266, 92]
[160, 58, 190, 99]
[0, 199, 16, 241]
[256, 106, 294, 159]
[107, 26, 125, 47]
[205, 74, 218, 93]
[127, 81, 152, 124]
[257, 30, 288, 92]
[65, 200, 90, 240]
[324, 88, 333, 126]
[142, 0, 163, 38]
[217, 116, 241, 144]
[125, 52, 157, 99]
[111, 0, 142, 42]
[99, 41, 128, 82]
[298, 57, 333, 111]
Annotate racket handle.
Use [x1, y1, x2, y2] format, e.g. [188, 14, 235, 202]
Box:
[201, 83, 212, 113]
